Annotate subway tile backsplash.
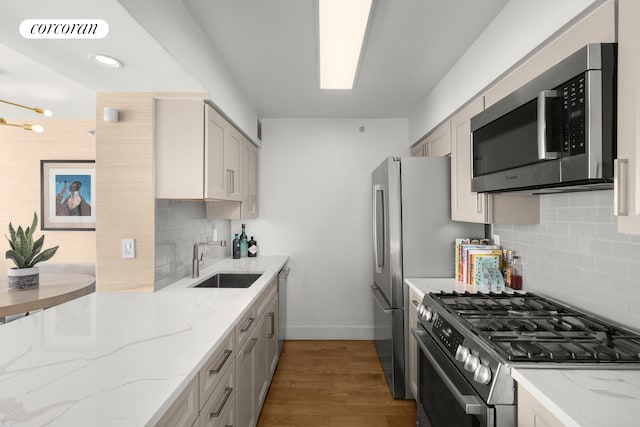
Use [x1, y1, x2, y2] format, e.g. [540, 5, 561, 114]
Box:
[154, 200, 230, 290]
[494, 190, 640, 329]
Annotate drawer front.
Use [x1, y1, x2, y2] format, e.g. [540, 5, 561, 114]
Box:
[199, 330, 235, 409]
[235, 304, 257, 349]
[255, 278, 277, 317]
[200, 360, 236, 427]
[156, 375, 199, 427]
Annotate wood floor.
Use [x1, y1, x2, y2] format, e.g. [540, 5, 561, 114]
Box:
[257, 340, 416, 427]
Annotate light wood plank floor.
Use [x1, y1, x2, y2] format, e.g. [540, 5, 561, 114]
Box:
[257, 340, 416, 427]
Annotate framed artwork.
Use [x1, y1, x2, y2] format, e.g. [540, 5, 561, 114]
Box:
[40, 160, 96, 231]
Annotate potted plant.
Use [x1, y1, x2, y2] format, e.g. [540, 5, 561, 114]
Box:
[5, 212, 58, 290]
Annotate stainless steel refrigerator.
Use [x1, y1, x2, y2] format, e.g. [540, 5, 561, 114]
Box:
[371, 156, 484, 398]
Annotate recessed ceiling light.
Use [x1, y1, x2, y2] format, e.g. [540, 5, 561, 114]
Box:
[319, 0, 373, 90]
[88, 53, 123, 68]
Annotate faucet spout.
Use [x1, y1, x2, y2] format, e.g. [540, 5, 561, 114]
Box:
[192, 240, 228, 278]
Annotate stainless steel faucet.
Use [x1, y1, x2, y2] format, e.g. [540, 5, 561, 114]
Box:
[192, 240, 227, 278]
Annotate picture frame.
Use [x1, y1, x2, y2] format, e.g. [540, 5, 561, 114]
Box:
[40, 160, 96, 231]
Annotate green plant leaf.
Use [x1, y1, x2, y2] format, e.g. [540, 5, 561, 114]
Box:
[5, 250, 26, 268]
[6, 212, 57, 269]
[29, 246, 58, 267]
[8, 222, 16, 244]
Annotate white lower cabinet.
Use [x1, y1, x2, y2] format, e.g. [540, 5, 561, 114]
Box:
[518, 385, 566, 427]
[201, 359, 236, 427]
[155, 375, 199, 427]
[407, 285, 424, 400]
[236, 278, 279, 427]
[158, 278, 279, 427]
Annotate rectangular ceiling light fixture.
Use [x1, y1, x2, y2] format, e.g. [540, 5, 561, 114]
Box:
[319, 0, 373, 90]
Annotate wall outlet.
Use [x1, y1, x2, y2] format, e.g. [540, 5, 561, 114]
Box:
[122, 238, 135, 259]
[493, 234, 501, 248]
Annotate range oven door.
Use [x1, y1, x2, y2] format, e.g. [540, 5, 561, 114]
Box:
[412, 328, 494, 427]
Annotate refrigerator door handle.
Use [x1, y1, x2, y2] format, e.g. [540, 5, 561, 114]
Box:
[372, 184, 385, 273]
[371, 285, 392, 314]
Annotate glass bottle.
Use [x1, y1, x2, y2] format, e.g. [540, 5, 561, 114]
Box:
[510, 256, 523, 290]
[240, 224, 248, 257]
[248, 236, 257, 257]
[232, 234, 241, 259]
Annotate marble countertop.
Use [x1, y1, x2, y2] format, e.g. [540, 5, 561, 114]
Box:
[512, 368, 640, 427]
[0, 255, 288, 427]
[405, 277, 640, 427]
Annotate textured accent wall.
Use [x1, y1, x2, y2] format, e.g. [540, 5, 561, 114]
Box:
[494, 191, 640, 328]
[155, 200, 230, 290]
[0, 120, 96, 273]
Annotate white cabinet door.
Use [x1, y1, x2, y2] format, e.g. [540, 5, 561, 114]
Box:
[407, 286, 424, 400]
[616, 0, 640, 235]
[204, 104, 227, 200]
[518, 385, 566, 427]
[425, 122, 451, 157]
[236, 332, 258, 427]
[224, 126, 243, 202]
[451, 98, 487, 223]
[155, 99, 205, 199]
[241, 138, 259, 218]
[265, 295, 279, 378]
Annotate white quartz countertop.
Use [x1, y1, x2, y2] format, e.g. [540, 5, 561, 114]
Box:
[404, 276, 516, 296]
[0, 255, 288, 427]
[512, 368, 640, 427]
[405, 277, 640, 427]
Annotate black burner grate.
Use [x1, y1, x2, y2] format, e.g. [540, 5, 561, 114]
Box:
[429, 291, 640, 363]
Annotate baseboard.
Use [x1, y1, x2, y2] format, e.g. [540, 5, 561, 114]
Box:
[285, 325, 374, 340]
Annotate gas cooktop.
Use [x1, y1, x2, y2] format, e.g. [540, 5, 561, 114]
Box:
[430, 291, 640, 364]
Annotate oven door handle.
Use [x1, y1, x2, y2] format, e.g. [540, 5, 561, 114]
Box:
[412, 328, 486, 416]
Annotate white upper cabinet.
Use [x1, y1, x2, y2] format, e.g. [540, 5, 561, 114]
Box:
[616, 0, 640, 235]
[241, 137, 259, 219]
[411, 121, 450, 158]
[155, 98, 244, 202]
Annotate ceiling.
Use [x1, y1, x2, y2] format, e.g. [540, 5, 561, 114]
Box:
[0, 0, 509, 121]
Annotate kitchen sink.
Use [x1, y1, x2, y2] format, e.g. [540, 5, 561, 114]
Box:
[193, 273, 262, 289]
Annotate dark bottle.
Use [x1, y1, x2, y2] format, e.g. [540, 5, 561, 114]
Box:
[248, 236, 257, 257]
[232, 233, 241, 259]
[240, 224, 248, 257]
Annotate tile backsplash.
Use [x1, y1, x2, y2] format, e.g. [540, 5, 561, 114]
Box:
[494, 190, 640, 329]
[155, 200, 230, 290]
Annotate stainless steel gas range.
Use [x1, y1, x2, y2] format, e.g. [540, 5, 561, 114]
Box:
[412, 291, 640, 427]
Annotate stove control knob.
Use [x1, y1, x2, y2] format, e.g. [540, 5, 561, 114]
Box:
[455, 345, 469, 363]
[417, 304, 425, 316]
[474, 365, 492, 385]
[464, 354, 480, 372]
[422, 307, 433, 322]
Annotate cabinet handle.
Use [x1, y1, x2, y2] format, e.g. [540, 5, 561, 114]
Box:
[411, 299, 419, 307]
[267, 312, 275, 338]
[244, 337, 258, 354]
[209, 386, 233, 418]
[231, 170, 235, 193]
[208, 349, 232, 375]
[226, 169, 232, 193]
[476, 193, 482, 214]
[614, 159, 629, 216]
[240, 317, 255, 332]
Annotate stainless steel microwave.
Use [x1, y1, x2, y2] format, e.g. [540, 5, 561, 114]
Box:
[471, 43, 616, 194]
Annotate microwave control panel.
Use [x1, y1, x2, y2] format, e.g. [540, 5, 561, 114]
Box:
[560, 74, 586, 156]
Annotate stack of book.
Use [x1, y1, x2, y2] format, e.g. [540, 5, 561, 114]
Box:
[455, 238, 501, 286]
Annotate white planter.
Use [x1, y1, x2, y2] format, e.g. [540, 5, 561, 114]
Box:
[7, 267, 39, 291]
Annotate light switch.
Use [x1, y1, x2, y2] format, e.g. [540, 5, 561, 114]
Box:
[122, 238, 135, 259]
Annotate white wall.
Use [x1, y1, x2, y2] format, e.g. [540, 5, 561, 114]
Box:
[409, 0, 599, 143]
[232, 118, 409, 339]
